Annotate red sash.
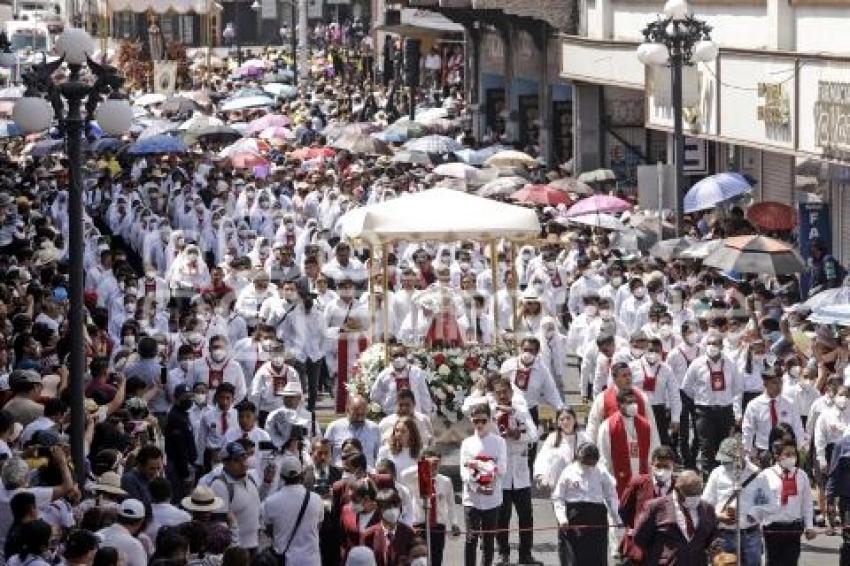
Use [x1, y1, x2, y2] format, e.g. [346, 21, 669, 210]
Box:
[551, 271, 562, 288]
[609, 412, 650, 495]
[394, 373, 411, 392]
[336, 333, 369, 413]
[603, 386, 647, 420]
[206, 359, 226, 389]
[144, 279, 156, 294]
[496, 411, 511, 436]
[515, 368, 531, 391]
[271, 368, 288, 395]
[708, 361, 725, 392]
[780, 470, 797, 505]
[642, 364, 657, 393]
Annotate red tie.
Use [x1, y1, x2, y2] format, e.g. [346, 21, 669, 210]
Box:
[221, 413, 228, 434]
[684, 508, 695, 538]
[770, 399, 778, 427]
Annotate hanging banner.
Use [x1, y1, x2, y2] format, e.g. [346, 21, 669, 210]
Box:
[153, 62, 178, 95]
[798, 201, 832, 297]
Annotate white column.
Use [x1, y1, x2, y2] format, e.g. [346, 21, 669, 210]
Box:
[766, 0, 794, 51]
[298, 0, 308, 79]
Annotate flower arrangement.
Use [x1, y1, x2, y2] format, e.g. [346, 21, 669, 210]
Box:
[351, 343, 514, 423]
[466, 454, 497, 495]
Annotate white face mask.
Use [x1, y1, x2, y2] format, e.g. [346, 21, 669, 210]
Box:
[584, 305, 598, 316]
[210, 348, 227, 363]
[382, 507, 400, 524]
[633, 287, 646, 299]
[631, 347, 645, 359]
[194, 393, 207, 405]
[659, 324, 673, 338]
[411, 558, 428, 566]
[788, 366, 801, 380]
[779, 456, 796, 471]
[683, 495, 702, 510]
[685, 332, 701, 346]
[623, 403, 639, 417]
[271, 355, 285, 368]
[179, 360, 190, 372]
[836, 396, 848, 410]
[520, 351, 535, 366]
[123, 335, 136, 348]
[392, 356, 408, 371]
[544, 329, 556, 339]
[644, 352, 660, 366]
[706, 345, 722, 359]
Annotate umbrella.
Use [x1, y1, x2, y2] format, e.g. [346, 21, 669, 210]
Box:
[547, 177, 593, 196]
[258, 126, 294, 141]
[263, 70, 295, 83]
[179, 113, 224, 132]
[234, 65, 265, 78]
[433, 162, 498, 184]
[415, 107, 448, 121]
[477, 176, 527, 198]
[323, 122, 378, 141]
[134, 93, 166, 107]
[0, 120, 22, 138]
[219, 138, 270, 158]
[230, 153, 269, 168]
[88, 137, 124, 154]
[454, 145, 508, 166]
[746, 201, 797, 231]
[810, 304, 850, 326]
[26, 138, 65, 157]
[220, 95, 275, 112]
[331, 132, 392, 156]
[703, 235, 805, 274]
[804, 287, 850, 310]
[404, 134, 462, 154]
[161, 96, 197, 115]
[374, 121, 429, 143]
[390, 149, 431, 166]
[678, 239, 723, 260]
[139, 120, 180, 139]
[484, 150, 537, 168]
[511, 184, 572, 207]
[186, 125, 243, 145]
[566, 213, 627, 231]
[128, 134, 187, 155]
[231, 87, 268, 99]
[649, 237, 700, 260]
[241, 58, 268, 69]
[564, 194, 632, 217]
[246, 114, 290, 136]
[289, 146, 335, 160]
[263, 83, 298, 99]
[577, 168, 617, 183]
[684, 172, 753, 213]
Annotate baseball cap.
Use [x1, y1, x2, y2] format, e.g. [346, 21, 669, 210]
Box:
[173, 384, 192, 399]
[279, 454, 302, 479]
[220, 441, 248, 460]
[119, 499, 146, 520]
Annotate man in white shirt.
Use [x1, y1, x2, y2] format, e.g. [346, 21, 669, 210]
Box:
[262, 455, 324, 566]
[703, 437, 778, 566]
[499, 336, 564, 425]
[370, 343, 433, 415]
[209, 442, 263, 552]
[814, 384, 850, 474]
[741, 370, 806, 464]
[460, 403, 507, 566]
[628, 338, 680, 448]
[185, 334, 247, 403]
[324, 395, 381, 468]
[145, 478, 191, 539]
[378, 389, 434, 446]
[566, 257, 603, 317]
[97, 499, 148, 566]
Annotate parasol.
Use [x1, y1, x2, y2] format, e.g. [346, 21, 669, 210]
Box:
[547, 177, 593, 196]
[649, 236, 701, 260]
[566, 213, 627, 231]
[258, 126, 294, 141]
[483, 150, 537, 168]
[246, 114, 291, 136]
[404, 134, 462, 154]
[511, 184, 572, 207]
[804, 287, 850, 310]
[684, 172, 753, 213]
[331, 132, 393, 156]
[577, 168, 617, 183]
[220, 95, 275, 112]
[702, 235, 804, 275]
[563, 194, 632, 218]
[433, 162, 498, 184]
[390, 150, 431, 166]
[263, 83, 298, 99]
[477, 176, 528, 198]
[745, 201, 797, 231]
[128, 134, 188, 155]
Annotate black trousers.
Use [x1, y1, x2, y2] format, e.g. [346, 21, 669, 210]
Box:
[558, 501, 608, 566]
[679, 391, 698, 468]
[414, 523, 446, 566]
[652, 404, 671, 448]
[497, 487, 533, 559]
[841, 498, 850, 566]
[764, 520, 803, 566]
[303, 357, 324, 411]
[465, 506, 499, 566]
[695, 405, 735, 472]
[528, 406, 539, 470]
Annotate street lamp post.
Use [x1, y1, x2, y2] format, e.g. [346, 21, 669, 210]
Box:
[12, 28, 132, 491]
[279, 19, 297, 85]
[223, 21, 241, 65]
[637, 0, 717, 236]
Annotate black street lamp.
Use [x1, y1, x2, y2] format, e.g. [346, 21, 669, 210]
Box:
[637, 0, 717, 236]
[12, 28, 132, 491]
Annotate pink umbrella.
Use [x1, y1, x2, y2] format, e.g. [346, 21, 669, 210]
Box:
[246, 114, 290, 136]
[564, 194, 632, 218]
[258, 126, 294, 141]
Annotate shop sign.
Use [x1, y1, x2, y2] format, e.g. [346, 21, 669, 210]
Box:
[798, 201, 832, 297]
[814, 80, 850, 159]
[757, 82, 790, 127]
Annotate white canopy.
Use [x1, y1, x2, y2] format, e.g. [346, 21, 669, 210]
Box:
[340, 187, 541, 245]
[108, 0, 211, 13]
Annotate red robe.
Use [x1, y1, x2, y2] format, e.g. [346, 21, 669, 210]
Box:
[602, 386, 648, 421]
[607, 411, 651, 496]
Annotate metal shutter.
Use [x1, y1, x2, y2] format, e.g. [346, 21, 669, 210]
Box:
[841, 184, 850, 266]
[761, 151, 794, 205]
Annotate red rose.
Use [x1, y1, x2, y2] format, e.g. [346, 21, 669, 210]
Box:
[433, 353, 446, 366]
[464, 357, 479, 370]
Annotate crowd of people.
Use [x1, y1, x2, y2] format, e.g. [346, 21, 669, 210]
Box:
[0, 24, 847, 566]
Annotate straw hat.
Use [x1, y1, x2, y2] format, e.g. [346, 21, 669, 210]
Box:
[94, 471, 127, 496]
[182, 485, 224, 513]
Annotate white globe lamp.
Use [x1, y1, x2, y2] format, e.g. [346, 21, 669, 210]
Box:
[56, 28, 93, 65]
[637, 42, 669, 66]
[96, 98, 133, 136]
[693, 40, 719, 62]
[663, 0, 689, 20]
[12, 96, 53, 134]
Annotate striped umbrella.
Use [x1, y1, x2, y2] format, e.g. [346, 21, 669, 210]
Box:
[404, 134, 462, 154]
[703, 235, 804, 275]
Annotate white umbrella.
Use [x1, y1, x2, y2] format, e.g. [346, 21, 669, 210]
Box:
[678, 239, 723, 260]
[404, 135, 462, 154]
[134, 93, 167, 107]
[179, 113, 224, 132]
[684, 172, 753, 213]
[809, 304, 850, 327]
[564, 213, 627, 231]
[433, 162, 498, 184]
[804, 287, 850, 310]
[484, 150, 537, 168]
[220, 95, 275, 112]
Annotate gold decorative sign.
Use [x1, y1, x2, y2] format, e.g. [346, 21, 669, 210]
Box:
[814, 80, 850, 159]
[757, 82, 790, 126]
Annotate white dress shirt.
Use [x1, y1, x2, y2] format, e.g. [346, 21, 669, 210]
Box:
[672, 497, 699, 539]
[195, 406, 239, 464]
[628, 358, 682, 421]
[703, 461, 779, 530]
[533, 431, 590, 488]
[324, 417, 381, 468]
[758, 465, 814, 529]
[551, 462, 620, 525]
[814, 405, 850, 467]
[186, 356, 247, 403]
[666, 344, 701, 386]
[279, 304, 327, 362]
[262, 484, 324, 564]
[370, 365, 434, 415]
[460, 431, 507, 510]
[145, 503, 192, 538]
[585, 386, 658, 446]
[498, 403, 538, 490]
[681, 354, 742, 417]
[210, 471, 262, 548]
[597, 414, 661, 483]
[499, 357, 564, 411]
[741, 393, 806, 452]
[250, 362, 300, 414]
[97, 524, 148, 566]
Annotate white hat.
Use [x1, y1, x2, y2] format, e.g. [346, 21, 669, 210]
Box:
[94, 471, 127, 496]
[281, 381, 303, 397]
[119, 499, 146, 520]
[279, 454, 303, 479]
[181, 485, 224, 513]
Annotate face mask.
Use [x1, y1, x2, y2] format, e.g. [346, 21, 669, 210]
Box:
[411, 558, 428, 566]
[611, 276, 623, 287]
[382, 507, 400, 524]
[631, 347, 645, 359]
[271, 355, 285, 368]
[351, 502, 364, 514]
[123, 335, 136, 348]
[520, 352, 535, 366]
[544, 329, 556, 339]
[779, 456, 796, 471]
[682, 495, 702, 510]
[644, 352, 660, 366]
[789, 366, 801, 380]
[245, 456, 257, 468]
[685, 333, 701, 346]
[653, 467, 673, 484]
[179, 360, 190, 372]
[633, 288, 646, 299]
[392, 356, 407, 371]
[623, 403, 639, 417]
[659, 324, 673, 338]
[194, 393, 207, 405]
[836, 396, 848, 410]
[584, 305, 598, 316]
[210, 348, 227, 363]
[580, 463, 595, 474]
[706, 345, 722, 359]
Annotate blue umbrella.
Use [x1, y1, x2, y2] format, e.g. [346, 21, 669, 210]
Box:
[454, 145, 507, 166]
[88, 138, 125, 154]
[128, 134, 187, 155]
[220, 95, 275, 112]
[684, 172, 753, 213]
[0, 121, 22, 139]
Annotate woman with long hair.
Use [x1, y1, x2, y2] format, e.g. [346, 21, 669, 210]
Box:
[533, 408, 589, 488]
[377, 416, 421, 473]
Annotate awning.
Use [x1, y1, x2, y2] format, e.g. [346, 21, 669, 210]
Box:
[376, 8, 464, 39]
[108, 0, 211, 14]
